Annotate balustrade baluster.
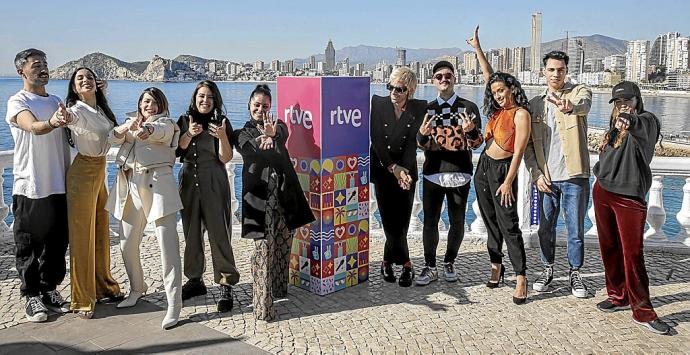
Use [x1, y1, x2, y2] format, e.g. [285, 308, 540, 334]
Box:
[470, 199, 486, 239]
[368, 183, 381, 230]
[676, 177, 690, 247]
[409, 177, 424, 232]
[0, 167, 9, 233]
[227, 161, 239, 225]
[644, 175, 666, 242]
[438, 201, 447, 232]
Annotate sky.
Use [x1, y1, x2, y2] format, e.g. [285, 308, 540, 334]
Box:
[1, 0, 689, 75]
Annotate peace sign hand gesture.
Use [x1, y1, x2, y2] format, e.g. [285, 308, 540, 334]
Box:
[460, 111, 475, 133]
[419, 113, 433, 136]
[546, 92, 573, 113]
[258, 112, 276, 138]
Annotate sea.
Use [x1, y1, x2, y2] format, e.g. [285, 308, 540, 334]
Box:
[1, 77, 689, 237]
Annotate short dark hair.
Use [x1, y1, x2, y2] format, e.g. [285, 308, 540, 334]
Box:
[14, 48, 46, 69]
[138, 87, 169, 117]
[542, 50, 569, 67]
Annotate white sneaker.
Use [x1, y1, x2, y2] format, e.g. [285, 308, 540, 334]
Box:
[443, 262, 458, 282]
[570, 270, 588, 298]
[415, 266, 438, 286]
[532, 265, 553, 292]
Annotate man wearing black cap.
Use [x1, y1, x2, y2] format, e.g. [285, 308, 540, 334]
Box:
[523, 50, 592, 298]
[415, 60, 483, 286]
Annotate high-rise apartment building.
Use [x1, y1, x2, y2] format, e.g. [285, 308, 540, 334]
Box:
[565, 37, 585, 75]
[512, 47, 527, 74]
[531, 12, 543, 72]
[463, 52, 479, 75]
[604, 54, 626, 73]
[649, 32, 681, 68]
[497, 47, 511, 72]
[283, 60, 295, 73]
[271, 59, 281, 71]
[309, 55, 317, 70]
[584, 58, 604, 73]
[668, 36, 690, 71]
[396, 48, 406, 67]
[626, 40, 649, 82]
[254, 61, 265, 71]
[325, 39, 336, 72]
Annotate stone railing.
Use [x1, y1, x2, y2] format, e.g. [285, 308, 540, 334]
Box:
[1, 149, 689, 254]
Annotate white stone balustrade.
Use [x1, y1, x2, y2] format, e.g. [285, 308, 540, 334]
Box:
[1, 149, 689, 254]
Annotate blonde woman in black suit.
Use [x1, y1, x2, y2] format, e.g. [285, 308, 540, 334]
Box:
[370, 67, 426, 287]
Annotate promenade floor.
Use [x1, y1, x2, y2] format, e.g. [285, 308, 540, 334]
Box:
[0, 228, 688, 354]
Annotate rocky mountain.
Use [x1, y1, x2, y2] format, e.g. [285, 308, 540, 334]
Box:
[50, 52, 146, 80]
[540, 34, 627, 60]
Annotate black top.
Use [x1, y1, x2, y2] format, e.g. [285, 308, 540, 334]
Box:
[231, 119, 315, 239]
[176, 113, 233, 163]
[370, 95, 426, 185]
[417, 96, 483, 175]
[593, 111, 660, 200]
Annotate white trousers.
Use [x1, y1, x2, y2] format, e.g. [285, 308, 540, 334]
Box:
[118, 195, 182, 309]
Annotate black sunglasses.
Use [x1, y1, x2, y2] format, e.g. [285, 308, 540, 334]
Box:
[434, 72, 454, 81]
[386, 83, 408, 94]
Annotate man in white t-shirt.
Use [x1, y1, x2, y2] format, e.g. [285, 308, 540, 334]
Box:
[6, 49, 72, 322]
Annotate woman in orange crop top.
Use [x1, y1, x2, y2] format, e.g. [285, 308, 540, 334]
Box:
[467, 26, 532, 304]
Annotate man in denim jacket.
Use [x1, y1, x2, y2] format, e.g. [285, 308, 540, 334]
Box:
[523, 50, 592, 299]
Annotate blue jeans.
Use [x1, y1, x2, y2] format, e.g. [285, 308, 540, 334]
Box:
[537, 177, 590, 269]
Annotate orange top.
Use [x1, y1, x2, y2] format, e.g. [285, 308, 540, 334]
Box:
[485, 107, 517, 153]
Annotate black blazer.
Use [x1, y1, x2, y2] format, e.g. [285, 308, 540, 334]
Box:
[370, 95, 426, 185]
[231, 119, 315, 239]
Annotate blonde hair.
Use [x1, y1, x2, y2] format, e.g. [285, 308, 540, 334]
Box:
[389, 67, 417, 99]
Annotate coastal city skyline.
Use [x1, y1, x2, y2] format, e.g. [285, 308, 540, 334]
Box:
[2, 0, 690, 74]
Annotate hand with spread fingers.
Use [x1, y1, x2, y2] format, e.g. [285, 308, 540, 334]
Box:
[546, 92, 573, 113]
[258, 112, 276, 138]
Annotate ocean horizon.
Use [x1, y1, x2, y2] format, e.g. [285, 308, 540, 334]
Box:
[1, 78, 688, 236]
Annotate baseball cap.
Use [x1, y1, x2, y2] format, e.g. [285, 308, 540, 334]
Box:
[609, 81, 639, 103]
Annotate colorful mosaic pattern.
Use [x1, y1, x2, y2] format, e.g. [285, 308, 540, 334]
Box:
[289, 155, 370, 295]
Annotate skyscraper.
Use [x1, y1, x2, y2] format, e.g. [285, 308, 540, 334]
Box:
[463, 52, 479, 75]
[649, 32, 681, 68]
[497, 47, 511, 72]
[309, 55, 316, 70]
[325, 39, 336, 72]
[531, 12, 543, 72]
[512, 47, 527, 74]
[565, 37, 586, 75]
[626, 40, 650, 82]
[396, 48, 407, 67]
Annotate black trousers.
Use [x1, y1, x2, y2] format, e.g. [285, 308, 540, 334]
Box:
[474, 154, 526, 276]
[422, 179, 470, 267]
[12, 194, 69, 297]
[374, 179, 415, 265]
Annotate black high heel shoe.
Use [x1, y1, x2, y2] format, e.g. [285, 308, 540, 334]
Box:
[486, 264, 505, 289]
[381, 262, 396, 283]
[513, 278, 528, 305]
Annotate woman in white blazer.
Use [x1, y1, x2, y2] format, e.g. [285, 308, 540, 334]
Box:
[106, 87, 183, 330]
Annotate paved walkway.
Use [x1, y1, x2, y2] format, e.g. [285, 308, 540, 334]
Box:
[1, 228, 689, 354]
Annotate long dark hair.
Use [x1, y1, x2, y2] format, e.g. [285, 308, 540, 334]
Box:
[65, 67, 117, 146]
[482, 72, 530, 118]
[188, 80, 225, 117]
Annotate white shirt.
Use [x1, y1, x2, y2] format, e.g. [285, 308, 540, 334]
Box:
[67, 100, 114, 157]
[5, 90, 70, 198]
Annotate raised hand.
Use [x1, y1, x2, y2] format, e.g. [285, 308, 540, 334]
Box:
[419, 113, 433, 136]
[186, 114, 203, 137]
[614, 115, 631, 130]
[466, 25, 481, 49]
[258, 112, 276, 137]
[460, 111, 475, 133]
[546, 92, 573, 113]
[96, 79, 108, 92]
[209, 117, 228, 141]
[53, 102, 72, 126]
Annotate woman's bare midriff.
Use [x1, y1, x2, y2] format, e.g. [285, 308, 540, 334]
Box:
[484, 139, 513, 160]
